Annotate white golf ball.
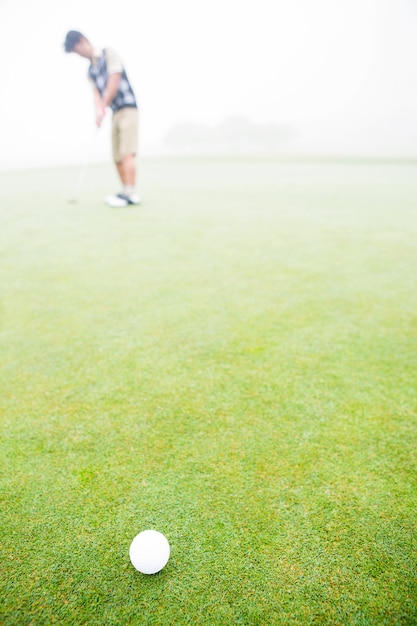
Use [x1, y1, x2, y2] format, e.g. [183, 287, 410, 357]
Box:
[129, 530, 170, 574]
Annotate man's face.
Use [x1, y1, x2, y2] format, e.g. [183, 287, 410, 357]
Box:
[72, 38, 92, 59]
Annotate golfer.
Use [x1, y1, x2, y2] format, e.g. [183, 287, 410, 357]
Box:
[64, 30, 140, 207]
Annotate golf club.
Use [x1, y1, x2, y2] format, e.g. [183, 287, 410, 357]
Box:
[68, 127, 100, 203]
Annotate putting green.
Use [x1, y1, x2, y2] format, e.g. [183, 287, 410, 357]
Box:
[1, 157, 417, 624]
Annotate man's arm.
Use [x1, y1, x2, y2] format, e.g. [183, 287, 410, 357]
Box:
[92, 85, 105, 127]
[92, 73, 122, 127]
[103, 73, 121, 108]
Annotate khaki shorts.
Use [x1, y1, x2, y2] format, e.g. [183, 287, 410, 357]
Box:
[112, 107, 138, 163]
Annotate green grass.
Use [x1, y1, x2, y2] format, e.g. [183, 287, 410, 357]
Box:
[1, 157, 417, 625]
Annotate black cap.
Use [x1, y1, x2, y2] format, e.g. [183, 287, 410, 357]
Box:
[64, 30, 84, 53]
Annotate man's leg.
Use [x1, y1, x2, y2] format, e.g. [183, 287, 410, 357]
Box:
[115, 161, 124, 184]
[106, 109, 140, 207]
[116, 153, 136, 187]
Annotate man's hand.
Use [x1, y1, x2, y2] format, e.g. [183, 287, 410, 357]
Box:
[95, 104, 106, 127]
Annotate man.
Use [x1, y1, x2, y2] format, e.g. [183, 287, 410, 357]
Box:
[64, 31, 140, 207]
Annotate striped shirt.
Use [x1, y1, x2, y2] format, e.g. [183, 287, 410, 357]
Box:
[88, 48, 137, 112]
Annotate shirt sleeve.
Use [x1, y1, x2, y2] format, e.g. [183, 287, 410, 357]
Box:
[105, 48, 124, 75]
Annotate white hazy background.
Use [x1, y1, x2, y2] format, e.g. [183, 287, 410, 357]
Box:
[1, 0, 417, 169]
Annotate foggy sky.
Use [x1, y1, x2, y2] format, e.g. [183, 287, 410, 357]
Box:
[1, 0, 416, 168]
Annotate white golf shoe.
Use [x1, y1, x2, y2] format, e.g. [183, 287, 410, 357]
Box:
[105, 193, 141, 208]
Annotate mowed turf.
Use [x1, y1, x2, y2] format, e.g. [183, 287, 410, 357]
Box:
[1, 157, 417, 625]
